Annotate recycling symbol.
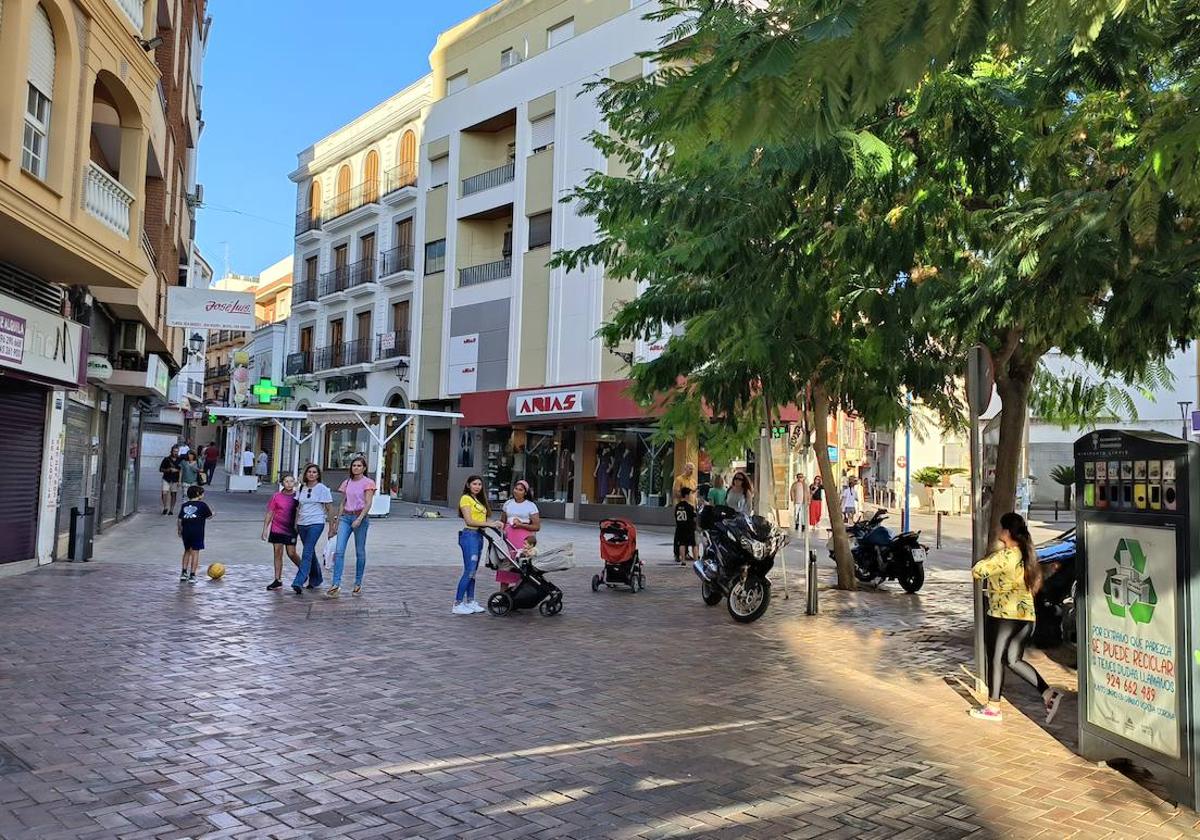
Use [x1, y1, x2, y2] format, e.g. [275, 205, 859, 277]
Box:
[1102, 538, 1158, 624]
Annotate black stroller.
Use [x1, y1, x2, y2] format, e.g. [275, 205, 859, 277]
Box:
[481, 527, 571, 617]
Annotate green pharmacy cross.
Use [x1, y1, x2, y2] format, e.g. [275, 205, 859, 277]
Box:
[1103, 538, 1159, 624]
[252, 378, 280, 404]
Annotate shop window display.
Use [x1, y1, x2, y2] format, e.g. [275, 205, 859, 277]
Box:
[483, 428, 574, 504]
[586, 426, 673, 506]
[326, 426, 369, 470]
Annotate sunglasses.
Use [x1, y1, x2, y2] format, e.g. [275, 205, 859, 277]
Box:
[306, 488, 313, 499]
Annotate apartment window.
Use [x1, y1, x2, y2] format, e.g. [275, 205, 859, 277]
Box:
[363, 149, 380, 202]
[308, 180, 322, 221]
[398, 130, 417, 180]
[446, 72, 468, 95]
[334, 243, 348, 271]
[394, 218, 413, 250]
[500, 48, 521, 70]
[360, 231, 376, 263]
[22, 6, 56, 180]
[547, 18, 574, 48]
[528, 211, 552, 249]
[329, 318, 344, 346]
[430, 155, 449, 188]
[356, 310, 372, 342]
[530, 113, 555, 154]
[424, 239, 446, 275]
[304, 255, 318, 282]
[392, 300, 410, 332]
[300, 325, 313, 353]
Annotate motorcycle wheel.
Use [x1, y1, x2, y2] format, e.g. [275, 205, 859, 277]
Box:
[898, 563, 925, 593]
[727, 576, 770, 623]
[701, 581, 722, 606]
[853, 562, 876, 583]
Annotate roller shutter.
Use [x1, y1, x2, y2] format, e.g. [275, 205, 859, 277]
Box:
[530, 114, 555, 152]
[28, 5, 56, 98]
[0, 380, 47, 564]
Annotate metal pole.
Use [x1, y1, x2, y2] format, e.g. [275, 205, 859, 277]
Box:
[806, 550, 818, 614]
[936, 511, 942, 550]
[903, 391, 912, 532]
[1179, 401, 1191, 441]
[967, 354, 988, 697]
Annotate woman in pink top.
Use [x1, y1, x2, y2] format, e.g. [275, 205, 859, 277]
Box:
[261, 473, 304, 591]
[328, 456, 377, 597]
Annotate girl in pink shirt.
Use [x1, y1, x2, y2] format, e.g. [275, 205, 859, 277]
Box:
[262, 474, 307, 591]
[327, 456, 377, 597]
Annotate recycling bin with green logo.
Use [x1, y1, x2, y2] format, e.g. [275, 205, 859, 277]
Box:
[1074, 429, 1196, 806]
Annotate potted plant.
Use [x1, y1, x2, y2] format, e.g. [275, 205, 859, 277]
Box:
[1050, 465, 1074, 510]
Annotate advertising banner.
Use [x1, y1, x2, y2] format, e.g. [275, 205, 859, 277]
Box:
[166, 287, 255, 330]
[1084, 520, 1179, 758]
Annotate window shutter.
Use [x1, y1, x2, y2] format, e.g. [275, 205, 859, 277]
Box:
[28, 5, 56, 99]
[430, 156, 449, 187]
[530, 114, 555, 152]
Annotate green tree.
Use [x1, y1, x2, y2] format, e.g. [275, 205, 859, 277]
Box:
[1050, 464, 1076, 509]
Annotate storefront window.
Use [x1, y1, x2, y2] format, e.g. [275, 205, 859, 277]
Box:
[325, 425, 369, 470]
[483, 428, 575, 504]
[483, 430, 514, 503]
[585, 425, 674, 507]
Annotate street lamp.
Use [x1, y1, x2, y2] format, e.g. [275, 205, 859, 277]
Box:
[1179, 401, 1192, 440]
[188, 332, 204, 358]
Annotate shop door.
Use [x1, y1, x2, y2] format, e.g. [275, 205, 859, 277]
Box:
[56, 400, 93, 543]
[430, 429, 450, 502]
[260, 425, 275, 479]
[0, 381, 47, 564]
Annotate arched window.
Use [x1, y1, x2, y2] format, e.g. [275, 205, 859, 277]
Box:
[398, 130, 416, 185]
[22, 4, 56, 179]
[308, 179, 322, 221]
[363, 149, 379, 203]
[335, 164, 351, 215]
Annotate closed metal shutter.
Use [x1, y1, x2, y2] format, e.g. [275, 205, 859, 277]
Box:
[0, 380, 47, 564]
[28, 4, 56, 99]
[530, 114, 555, 152]
[430, 156, 448, 187]
[56, 400, 92, 537]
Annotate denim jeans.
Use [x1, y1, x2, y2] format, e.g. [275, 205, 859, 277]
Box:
[332, 513, 369, 587]
[456, 528, 483, 603]
[293, 523, 325, 589]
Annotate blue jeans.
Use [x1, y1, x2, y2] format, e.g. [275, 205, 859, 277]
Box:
[293, 523, 325, 589]
[456, 529, 483, 603]
[332, 513, 369, 587]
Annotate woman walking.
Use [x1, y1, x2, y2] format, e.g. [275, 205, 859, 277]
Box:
[255, 450, 270, 482]
[808, 475, 825, 530]
[179, 451, 202, 493]
[454, 475, 502, 615]
[291, 464, 332, 595]
[726, 471, 754, 514]
[970, 512, 1064, 723]
[262, 473, 301, 591]
[328, 456, 376, 597]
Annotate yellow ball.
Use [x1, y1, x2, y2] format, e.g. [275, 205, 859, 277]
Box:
[206, 563, 226, 580]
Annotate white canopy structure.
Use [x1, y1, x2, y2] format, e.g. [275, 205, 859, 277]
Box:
[207, 404, 463, 514]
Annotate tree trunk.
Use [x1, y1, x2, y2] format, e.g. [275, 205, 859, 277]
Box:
[1062, 484, 1071, 510]
[814, 384, 855, 589]
[989, 350, 1036, 542]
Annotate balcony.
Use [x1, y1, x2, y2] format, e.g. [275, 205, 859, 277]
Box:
[286, 351, 314, 377]
[205, 364, 230, 379]
[293, 278, 319, 306]
[383, 164, 417, 202]
[347, 257, 378, 295]
[323, 181, 381, 229]
[84, 162, 134, 238]
[319, 265, 350, 298]
[376, 330, 411, 361]
[462, 162, 515, 197]
[314, 339, 372, 371]
[295, 210, 323, 239]
[114, 0, 143, 33]
[459, 257, 511, 288]
[381, 245, 414, 278]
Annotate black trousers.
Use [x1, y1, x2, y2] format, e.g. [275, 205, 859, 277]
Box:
[984, 616, 1049, 702]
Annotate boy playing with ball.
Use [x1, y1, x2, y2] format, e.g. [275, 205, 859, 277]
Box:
[177, 484, 213, 584]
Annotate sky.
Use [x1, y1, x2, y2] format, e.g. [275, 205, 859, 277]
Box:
[195, 0, 487, 279]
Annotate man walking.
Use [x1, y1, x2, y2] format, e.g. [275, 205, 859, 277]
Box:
[840, 477, 860, 524]
[790, 473, 810, 531]
[203, 443, 219, 486]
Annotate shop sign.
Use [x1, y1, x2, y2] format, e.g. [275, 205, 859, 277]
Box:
[1084, 521, 1179, 758]
[324, 373, 367, 393]
[0, 292, 89, 388]
[508, 385, 598, 422]
[447, 333, 480, 395]
[87, 354, 113, 381]
[166, 287, 255, 330]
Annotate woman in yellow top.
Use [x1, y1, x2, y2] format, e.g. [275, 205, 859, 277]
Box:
[454, 475, 502, 615]
[970, 512, 1064, 723]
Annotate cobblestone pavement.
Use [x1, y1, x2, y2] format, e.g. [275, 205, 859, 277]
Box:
[0, 488, 1193, 839]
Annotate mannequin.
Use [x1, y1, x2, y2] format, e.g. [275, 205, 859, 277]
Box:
[595, 444, 613, 500]
[616, 443, 635, 503]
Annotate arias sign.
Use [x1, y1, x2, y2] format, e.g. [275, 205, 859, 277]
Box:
[507, 385, 597, 422]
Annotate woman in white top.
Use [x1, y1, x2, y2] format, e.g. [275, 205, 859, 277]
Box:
[255, 451, 269, 479]
[501, 480, 541, 549]
[291, 463, 333, 594]
[726, 471, 754, 514]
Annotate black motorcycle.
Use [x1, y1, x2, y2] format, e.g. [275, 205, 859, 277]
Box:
[835, 508, 927, 593]
[693, 505, 788, 623]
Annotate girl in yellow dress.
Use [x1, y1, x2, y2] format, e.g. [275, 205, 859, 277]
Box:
[970, 512, 1064, 723]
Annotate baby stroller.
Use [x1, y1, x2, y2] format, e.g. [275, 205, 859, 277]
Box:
[481, 527, 572, 617]
[592, 518, 645, 593]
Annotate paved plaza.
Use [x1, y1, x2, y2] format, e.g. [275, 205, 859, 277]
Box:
[0, 479, 1193, 839]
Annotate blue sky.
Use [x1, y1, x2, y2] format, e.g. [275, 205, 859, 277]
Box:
[195, 0, 486, 279]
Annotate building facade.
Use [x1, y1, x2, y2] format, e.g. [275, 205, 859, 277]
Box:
[286, 77, 431, 494]
[0, 0, 208, 569]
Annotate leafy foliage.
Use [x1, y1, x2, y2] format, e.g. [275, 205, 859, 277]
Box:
[1050, 464, 1076, 487]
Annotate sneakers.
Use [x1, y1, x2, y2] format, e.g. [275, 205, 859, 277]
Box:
[467, 601, 485, 613]
[1044, 689, 1064, 724]
[179, 570, 189, 582]
[452, 603, 474, 615]
[163, 509, 169, 516]
[292, 584, 303, 595]
[187, 573, 197, 585]
[969, 705, 1003, 722]
[326, 585, 341, 598]
[267, 579, 282, 591]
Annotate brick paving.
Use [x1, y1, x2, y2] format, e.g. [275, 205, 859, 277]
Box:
[0, 497, 1194, 838]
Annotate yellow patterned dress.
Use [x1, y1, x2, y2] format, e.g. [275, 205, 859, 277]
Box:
[972, 546, 1036, 621]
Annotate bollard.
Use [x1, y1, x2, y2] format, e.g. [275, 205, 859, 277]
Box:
[936, 511, 943, 549]
[1054, 501, 1059, 521]
[806, 550, 819, 615]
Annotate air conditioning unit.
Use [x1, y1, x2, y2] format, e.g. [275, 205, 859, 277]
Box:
[500, 49, 522, 70]
[117, 321, 146, 356]
[186, 183, 204, 208]
[866, 432, 878, 453]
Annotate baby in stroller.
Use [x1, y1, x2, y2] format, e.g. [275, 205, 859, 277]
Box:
[496, 533, 536, 591]
[483, 527, 568, 617]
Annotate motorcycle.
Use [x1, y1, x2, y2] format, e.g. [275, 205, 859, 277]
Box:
[693, 505, 788, 623]
[835, 508, 928, 593]
[1033, 527, 1077, 648]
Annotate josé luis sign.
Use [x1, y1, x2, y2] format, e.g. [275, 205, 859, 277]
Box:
[507, 385, 598, 422]
[166, 287, 256, 330]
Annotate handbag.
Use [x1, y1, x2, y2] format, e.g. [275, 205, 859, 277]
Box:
[196, 468, 207, 486]
[322, 539, 337, 568]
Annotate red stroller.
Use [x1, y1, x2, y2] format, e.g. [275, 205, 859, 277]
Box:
[592, 518, 645, 593]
